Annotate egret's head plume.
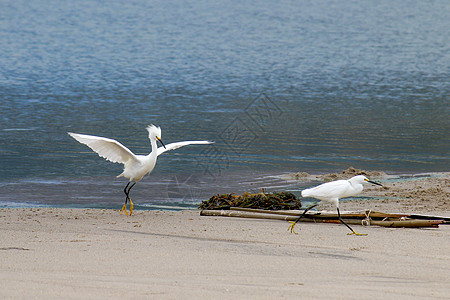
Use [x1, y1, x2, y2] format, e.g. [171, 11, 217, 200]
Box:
[350, 175, 369, 183]
[146, 124, 162, 140]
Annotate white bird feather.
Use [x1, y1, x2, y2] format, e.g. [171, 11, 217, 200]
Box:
[289, 175, 382, 235]
[68, 125, 213, 215]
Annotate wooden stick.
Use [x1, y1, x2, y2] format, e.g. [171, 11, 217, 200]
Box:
[200, 209, 294, 221]
[229, 207, 412, 219]
[230, 207, 303, 216]
[321, 218, 443, 227]
[200, 210, 444, 228]
[367, 219, 443, 228]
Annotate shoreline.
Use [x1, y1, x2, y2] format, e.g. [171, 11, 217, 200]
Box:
[2, 169, 449, 213]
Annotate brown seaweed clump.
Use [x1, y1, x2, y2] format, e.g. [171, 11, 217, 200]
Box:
[198, 191, 302, 210]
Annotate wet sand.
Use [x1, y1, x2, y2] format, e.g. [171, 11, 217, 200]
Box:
[1, 170, 449, 299]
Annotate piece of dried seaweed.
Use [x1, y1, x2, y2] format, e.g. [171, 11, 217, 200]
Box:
[198, 191, 302, 210]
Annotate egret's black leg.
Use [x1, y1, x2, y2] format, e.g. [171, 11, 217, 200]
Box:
[120, 181, 136, 215]
[126, 181, 136, 194]
[337, 207, 367, 236]
[288, 204, 318, 234]
[126, 182, 137, 215]
[336, 207, 354, 232]
[124, 182, 131, 204]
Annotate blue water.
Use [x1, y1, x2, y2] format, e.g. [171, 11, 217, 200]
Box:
[0, 0, 449, 209]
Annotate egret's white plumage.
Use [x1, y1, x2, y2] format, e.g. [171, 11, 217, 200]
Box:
[301, 175, 371, 207]
[289, 175, 383, 235]
[68, 125, 213, 215]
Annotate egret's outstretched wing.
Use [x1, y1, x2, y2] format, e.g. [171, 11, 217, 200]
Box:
[68, 132, 137, 164]
[157, 141, 213, 156]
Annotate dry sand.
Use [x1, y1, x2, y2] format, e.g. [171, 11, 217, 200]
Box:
[1, 170, 449, 299]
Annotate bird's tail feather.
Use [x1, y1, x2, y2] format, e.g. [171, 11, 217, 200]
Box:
[301, 189, 312, 198]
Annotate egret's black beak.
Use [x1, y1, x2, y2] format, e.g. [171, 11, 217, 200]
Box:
[157, 137, 166, 149]
[368, 180, 383, 187]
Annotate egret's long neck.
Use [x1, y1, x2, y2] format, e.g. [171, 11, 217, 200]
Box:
[150, 137, 158, 155]
[349, 180, 364, 193]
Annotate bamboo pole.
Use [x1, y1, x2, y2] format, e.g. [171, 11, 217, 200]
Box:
[200, 210, 365, 223]
[230, 207, 303, 216]
[367, 219, 443, 228]
[200, 209, 294, 221]
[320, 218, 443, 227]
[200, 209, 444, 228]
[229, 207, 412, 219]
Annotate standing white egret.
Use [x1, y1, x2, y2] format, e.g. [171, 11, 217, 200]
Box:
[68, 125, 213, 215]
[288, 175, 383, 235]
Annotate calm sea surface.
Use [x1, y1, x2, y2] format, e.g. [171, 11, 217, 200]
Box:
[1, 0, 449, 208]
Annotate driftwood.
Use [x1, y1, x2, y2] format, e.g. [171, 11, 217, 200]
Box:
[229, 207, 411, 219]
[200, 208, 446, 228]
[200, 209, 293, 221]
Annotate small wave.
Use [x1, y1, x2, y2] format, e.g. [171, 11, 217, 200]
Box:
[0, 201, 50, 208]
[20, 179, 66, 185]
[139, 203, 197, 210]
[2, 128, 38, 131]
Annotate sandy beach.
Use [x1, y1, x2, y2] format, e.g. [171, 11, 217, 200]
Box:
[1, 212, 449, 298]
[1, 171, 449, 299]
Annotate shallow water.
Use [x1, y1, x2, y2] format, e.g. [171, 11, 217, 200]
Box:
[0, 0, 449, 208]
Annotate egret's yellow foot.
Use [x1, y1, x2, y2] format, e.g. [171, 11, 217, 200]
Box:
[120, 204, 129, 215]
[129, 199, 134, 216]
[288, 221, 298, 234]
[348, 231, 367, 236]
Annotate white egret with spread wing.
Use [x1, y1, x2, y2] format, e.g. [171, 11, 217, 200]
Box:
[69, 125, 213, 215]
[288, 175, 383, 235]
